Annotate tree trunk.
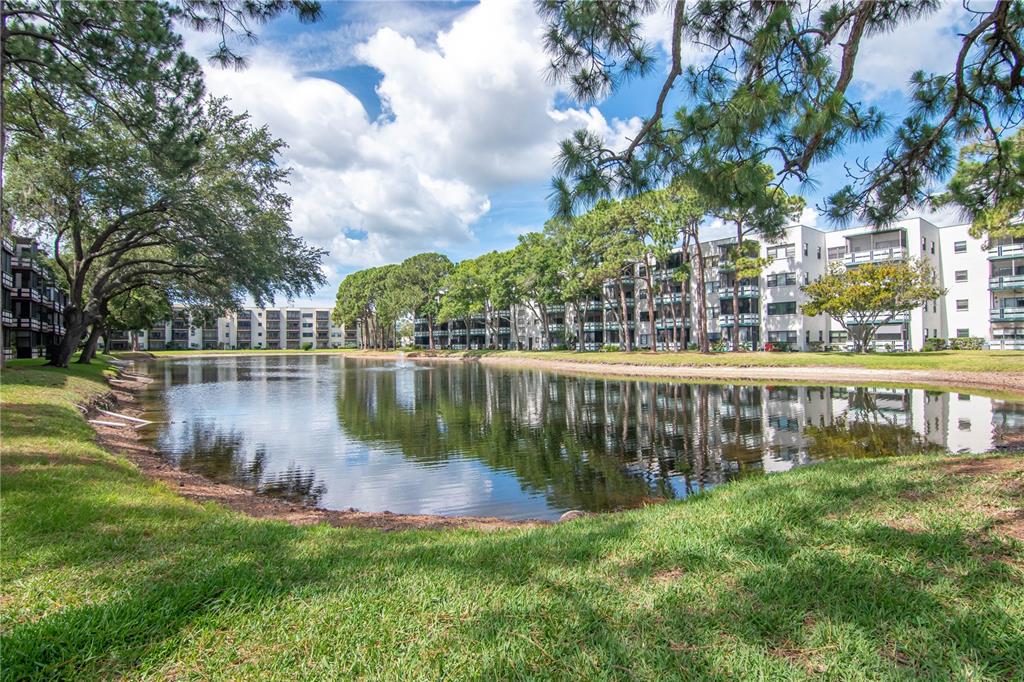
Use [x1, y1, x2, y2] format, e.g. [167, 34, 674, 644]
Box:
[617, 279, 631, 352]
[428, 316, 435, 350]
[50, 308, 90, 368]
[732, 224, 742, 352]
[78, 323, 103, 364]
[691, 231, 710, 353]
[645, 262, 657, 353]
[576, 302, 585, 353]
[540, 304, 550, 349]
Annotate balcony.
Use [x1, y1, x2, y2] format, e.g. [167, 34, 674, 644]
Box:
[844, 311, 910, 325]
[719, 313, 760, 327]
[719, 285, 760, 299]
[1, 272, 12, 288]
[12, 256, 43, 273]
[583, 321, 603, 331]
[990, 275, 1024, 290]
[584, 301, 606, 311]
[656, 292, 687, 304]
[988, 243, 1024, 260]
[11, 288, 41, 302]
[2, 237, 14, 254]
[991, 307, 1024, 322]
[1, 311, 13, 326]
[843, 247, 907, 266]
[18, 318, 41, 331]
[546, 304, 566, 313]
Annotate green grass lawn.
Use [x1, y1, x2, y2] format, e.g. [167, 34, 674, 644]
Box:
[2, 360, 1023, 680]
[135, 348, 1024, 373]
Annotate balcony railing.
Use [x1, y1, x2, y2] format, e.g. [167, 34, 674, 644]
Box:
[844, 311, 910, 325]
[1, 272, 12, 288]
[718, 285, 760, 298]
[1, 311, 13, 326]
[988, 243, 1024, 259]
[843, 247, 907, 266]
[989, 275, 1024, 290]
[2, 237, 14, 254]
[12, 256, 43, 273]
[991, 307, 1024, 322]
[18, 318, 41, 330]
[719, 313, 760, 326]
[11, 288, 41, 302]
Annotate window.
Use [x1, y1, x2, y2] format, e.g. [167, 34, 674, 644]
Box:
[954, 241, 967, 253]
[931, 240, 935, 254]
[816, 245, 822, 259]
[803, 242, 808, 256]
[803, 272, 810, 285]
[955, 270, 968, 282]
[767, 243, 796, 260]
[957, 328, 970, 338]
[818, 330, 823, 342]
[766, 272, 796, 287]
[956, 299, 969, 311]
[830, 331, 848, 343]
[767, 301, 797, 315]
[768, 331, 798, 344]
[827, 246, 846, 260]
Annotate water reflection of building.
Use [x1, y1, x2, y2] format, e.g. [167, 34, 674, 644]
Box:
[336, 361, 1020, 511]
[140, 356, 1022, 517]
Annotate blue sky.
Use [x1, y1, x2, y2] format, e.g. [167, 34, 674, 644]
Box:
[185, 0, 973, 305]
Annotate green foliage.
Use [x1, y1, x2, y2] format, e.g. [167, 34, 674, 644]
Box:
[540, 0, 1022, 226]
[949, 336, 985, 351]
[936, 129, 1024, 241]
[4, 91, 325, 366]
[301, 341, 314, 351]
[802, 260, 946, 352]
[924, 338, 948, 352]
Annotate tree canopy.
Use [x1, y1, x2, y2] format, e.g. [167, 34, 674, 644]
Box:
[539, 0, 1023, 225]
[801, 259, 945, 352]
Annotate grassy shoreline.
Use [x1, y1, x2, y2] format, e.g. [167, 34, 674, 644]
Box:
[2, 360, 1023, 679]
[133, 348, 1024, 373]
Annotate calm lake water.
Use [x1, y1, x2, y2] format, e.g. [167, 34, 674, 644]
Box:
[134, 355, 1024, 520]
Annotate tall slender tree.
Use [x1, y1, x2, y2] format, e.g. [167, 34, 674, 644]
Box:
[539, 1, 1022, 225]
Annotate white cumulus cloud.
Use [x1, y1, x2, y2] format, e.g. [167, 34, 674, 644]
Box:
[195, 0, 638, 291]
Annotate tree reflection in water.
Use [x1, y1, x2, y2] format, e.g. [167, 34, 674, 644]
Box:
[140, 356, 1019, 517]
[173, 422, 327, 506]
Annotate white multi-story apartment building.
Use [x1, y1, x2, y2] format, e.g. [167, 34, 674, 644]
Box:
[441, 217, 1015, 353]
[107, 306, 357, 351]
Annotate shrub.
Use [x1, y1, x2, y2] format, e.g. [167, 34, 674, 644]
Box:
[600, 344, 619, 352]
[710, 339, 728, 353]
[948, 336, 984, 350]
[301, 342, 314, 351]
[807, 341, 824, 352]
[923, 338, 948, 351]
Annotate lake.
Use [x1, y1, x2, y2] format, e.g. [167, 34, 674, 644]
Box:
[134, 355, 1024, 520]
